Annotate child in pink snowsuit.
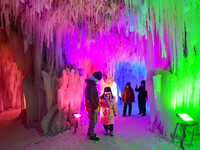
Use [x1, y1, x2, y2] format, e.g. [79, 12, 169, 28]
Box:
[99, 87, 118, 136]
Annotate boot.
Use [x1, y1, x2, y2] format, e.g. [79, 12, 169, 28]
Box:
[110, 131, 113, 136]
[87, 132, 97, 137]
[90, 135, 100, 141]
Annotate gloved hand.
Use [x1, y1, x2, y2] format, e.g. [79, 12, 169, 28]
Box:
[85, 107, 92, 112]
[94, 107, 99, 113]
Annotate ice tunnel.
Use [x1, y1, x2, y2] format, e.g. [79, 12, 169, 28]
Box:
[0, 0, 200, 140]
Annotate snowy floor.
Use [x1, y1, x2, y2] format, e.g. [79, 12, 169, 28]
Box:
[0, 102, 199, 150]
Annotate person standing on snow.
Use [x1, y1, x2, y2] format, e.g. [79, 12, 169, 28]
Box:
[85, 71, 102, 141]
[99, 87, 118, 136]
[135, 80, 148, 116]
[122, 82, 135, 116]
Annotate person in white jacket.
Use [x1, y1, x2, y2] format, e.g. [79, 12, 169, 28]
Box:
[99, 87, 118, 136]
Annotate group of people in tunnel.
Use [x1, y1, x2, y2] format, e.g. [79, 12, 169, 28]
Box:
[122, 80, 148, 117]
[84, 71, 148, 141]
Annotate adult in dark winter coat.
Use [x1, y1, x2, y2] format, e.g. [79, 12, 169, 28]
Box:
[135, 80, 148, 116]
[85, 71, 102, 141]
[122, 82, 135, 116]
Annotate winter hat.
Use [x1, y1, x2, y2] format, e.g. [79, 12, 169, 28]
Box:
[104, 87, 112, 93]
[141, 80, 145, 85]
[126, 82, 131, 86]
[93, 71, 102, 80]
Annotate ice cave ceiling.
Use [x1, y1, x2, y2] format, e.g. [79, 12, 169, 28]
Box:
[1, 0, 199, 73]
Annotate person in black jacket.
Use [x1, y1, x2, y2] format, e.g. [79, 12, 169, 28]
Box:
[135, 80, 148, 116]
[85, 71, 102, 141]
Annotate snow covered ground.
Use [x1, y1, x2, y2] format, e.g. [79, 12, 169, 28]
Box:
[0, 101, 199, 150]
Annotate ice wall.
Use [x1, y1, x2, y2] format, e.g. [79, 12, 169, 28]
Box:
[0, 43, 24, 112]
[125, 0, 200, 139]
[115, 59, 147, 101]
[152, 64, 200, 139]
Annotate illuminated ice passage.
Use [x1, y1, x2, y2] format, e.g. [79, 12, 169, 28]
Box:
[0, 0, 200, 149]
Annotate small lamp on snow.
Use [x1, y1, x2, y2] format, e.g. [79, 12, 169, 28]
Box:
[172, 113, 199, 149]
[73, 113, 82, 118]
[72, 113, 82, 134]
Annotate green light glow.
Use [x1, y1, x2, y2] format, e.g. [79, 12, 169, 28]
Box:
[178, 113, 194, 121]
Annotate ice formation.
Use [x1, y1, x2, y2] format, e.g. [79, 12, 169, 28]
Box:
[0, 43, 24, 112]
[0, 0, 199, 138]
[115, 59, 147, 100]
[57, 68, 84, 113]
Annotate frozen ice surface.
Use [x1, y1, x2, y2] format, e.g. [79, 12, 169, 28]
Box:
[1, 102, 199, 150]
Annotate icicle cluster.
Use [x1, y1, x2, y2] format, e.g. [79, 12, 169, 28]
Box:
[0, 0, 124, 52]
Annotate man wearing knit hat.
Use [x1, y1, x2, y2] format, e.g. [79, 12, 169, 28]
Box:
[85, 71, 102, 141]
[135, 80, 148, 116]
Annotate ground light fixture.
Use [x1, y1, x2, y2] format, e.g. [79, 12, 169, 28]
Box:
[72, 113, 82, 134]
[177, 113, 194, 122]
[73, 113, 82, 118]
[172, 113, 199, 150]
